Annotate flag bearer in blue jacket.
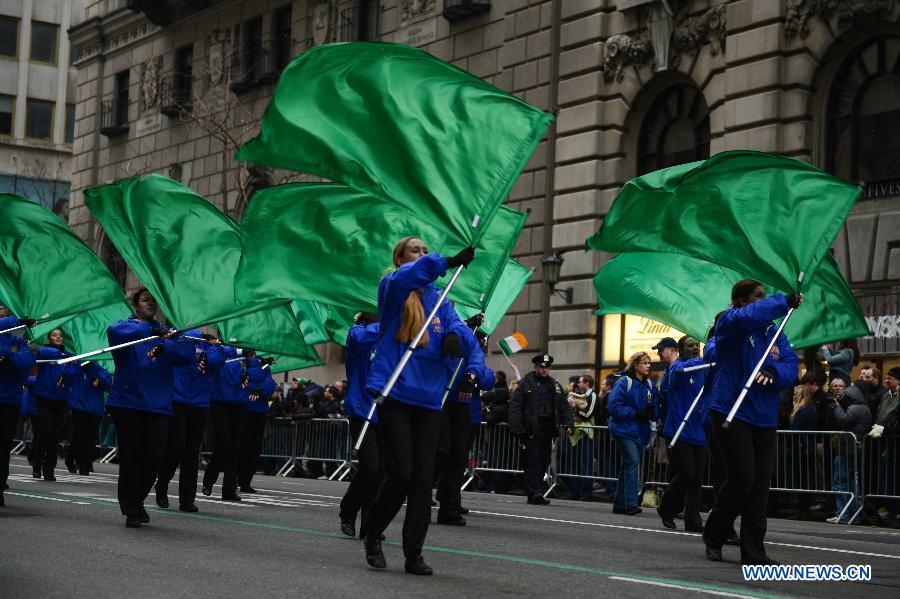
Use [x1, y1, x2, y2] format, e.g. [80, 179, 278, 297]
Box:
[362, 237, 480, 576]
[202, 345, 253, 501]
[107, 288, 196, 528]
[65, 362, 112, 475]
[702, 280, 801, 566]
[339, 313, 382, 539]
[21, 376, 39, 477]
[0, 311, 36, 506]
[608, 351, 659, 515]
[155, 332, 225, 512]
[237, 355, 277, 493]
[33, 328, 79, 481]
[657, 335, 708, 532]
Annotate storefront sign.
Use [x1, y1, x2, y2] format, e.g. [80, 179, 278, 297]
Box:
[862, 178, 900, 200]
[601, 314, 691, 367]
[857, 293, 899, 355]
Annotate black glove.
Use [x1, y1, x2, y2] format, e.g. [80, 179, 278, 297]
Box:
[240, 372, 250, 388]
[636, 404, 653, 421]
[441, 332, 463, 358]
[757, 366, 777, 385]
[446, 246, 476, 269]
[465, 313, 484, 330]
[261, 357, 276, 366]
[197, 353, 208, 374]
[459, 372, 477, 394]
[147, 344, 164, 359]
[786, 292, 802, 309]
[19, 317, 37, 327]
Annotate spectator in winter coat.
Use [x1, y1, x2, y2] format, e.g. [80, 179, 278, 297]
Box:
[828, 383, 872, 524]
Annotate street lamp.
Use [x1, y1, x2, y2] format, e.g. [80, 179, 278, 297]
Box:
[541, 251, 572, 304]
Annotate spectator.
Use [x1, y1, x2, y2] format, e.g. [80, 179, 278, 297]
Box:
[595, 373, 619, 497]
[828, 383, 872, 524]
[788, 384, 818, 520]
[482, 370, 510, 425]
[481, 371, 511, 495]
[564, 375, 597, 501]
[859, 365, 886, 417]
[820, 340, 858, 383]
[867, 367, 900, 523]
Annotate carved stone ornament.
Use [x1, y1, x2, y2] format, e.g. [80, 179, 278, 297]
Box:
[400, 0, 436, 25]
[670, 4, 726, 68]
[785, 0, 895, 39]
[207, 30, 226, 86]
[141, 57, 162, 112]
[311, 1, 337, 47]
[603, 34, 655, 83]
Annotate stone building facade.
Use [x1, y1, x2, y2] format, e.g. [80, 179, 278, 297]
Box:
[67, 0, 900, 382]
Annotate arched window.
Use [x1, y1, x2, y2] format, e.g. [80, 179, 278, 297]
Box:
[637, 82, 710, 175]
[827, 36, 900, 184]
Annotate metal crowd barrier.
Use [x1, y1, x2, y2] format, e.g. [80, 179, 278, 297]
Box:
[462, 422, 525, 491]
[288, 418, 351, 480]
[860, 435, 899, 523]
[10, 414, 32, 455]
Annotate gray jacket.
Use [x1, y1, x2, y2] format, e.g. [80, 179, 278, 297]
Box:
[832, 384, 873, 438]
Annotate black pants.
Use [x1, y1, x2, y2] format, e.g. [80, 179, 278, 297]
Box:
[238, 411, 266, 489]
[659, 439, 707, 530]
[36, 397, 67, 476]
[365, 399, 441, 559]
[522, 425, 554, 499]
[203, 401, 244, 496]
[340, 418, 384, 533]
[435, 401, 471, 515]
[0, 403, 20, 491]
[68, 410, 101, 473]
[28, 414, 41, 468]
[703, 411, 777, 563]
[156, 403, 208, 507]
[110, 407, 170, 517]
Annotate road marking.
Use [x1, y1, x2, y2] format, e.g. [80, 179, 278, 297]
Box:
[609, 576, 763, 598]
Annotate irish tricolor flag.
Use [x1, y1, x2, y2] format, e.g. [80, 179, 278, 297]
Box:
[498, 332, 528, 356]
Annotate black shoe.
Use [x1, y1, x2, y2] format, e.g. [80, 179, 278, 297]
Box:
[743, 556, 779, 566]
[125, 515, 142, 528]
[221, 493, 242, 502]
[364, 537, 386, 570]
[436, 512, 466, 526]
[726, 531, 740, 546]
[65, 461, 77, 474]
[459, 506, 469, 515]
[78, 470, 90, 476]
[201, 485, 212, 497]
[0, 492, 5, 506]
[705, 546, 723, 561]
[155, 487, 169, 509]
[626, 507, 642, 515]
[404, 555, 433, 576]
[612, 507, 631, 514]
[239, 486, 257, 494]
[32, 466, 41, 479]
[340, 514, 356, 538]
[684, 524, 704, 533]
[658, 508, 676, 529]
[139, 507, 150, 524]
[43, 473, 56, 482]
[528, 495, 550, 505]
[179, 504, 199, 513]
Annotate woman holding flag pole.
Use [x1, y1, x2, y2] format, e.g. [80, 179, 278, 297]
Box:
[362, 236, 478, 576]
[702, 280, 801, 566]
[33, 328, 79, 481]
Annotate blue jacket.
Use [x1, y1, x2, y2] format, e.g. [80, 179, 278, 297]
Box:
[173, 336, 226, 408]
[212, 346, 251, 404]
[608, 375, 659, 446]
[69, 362, 112, 416]
[344, 322, 381, 423]
[245, 358, 277, 414]
[20, 376, 36, 416]
[106, 317, 196, 415]
[470, 389, 483, 425]
[447, 344, 494, 405]
[366, 253, 478, 411]
[0, 327, 35, 406]
[34, 344, 78, 401]
[662, 356, 708, 446]
[708, 295, 799, 428]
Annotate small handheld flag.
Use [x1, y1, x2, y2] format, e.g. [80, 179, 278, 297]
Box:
[498, 332, 528, 355]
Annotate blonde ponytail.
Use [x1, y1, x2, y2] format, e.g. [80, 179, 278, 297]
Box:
[396, 291, 429, 346]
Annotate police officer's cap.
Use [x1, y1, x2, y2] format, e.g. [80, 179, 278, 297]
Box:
[532, 354, 553, 367]
[651, 337, 678, 350]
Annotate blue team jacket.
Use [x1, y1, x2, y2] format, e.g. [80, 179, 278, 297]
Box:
[211, 346, 250, 404]
[106, 317, 196, 415]
[173, 335, 226, 408]
[708, 294, 799, 428]
[0, 327, 35, 406]
[21, 376, 37, 416]
[366, 253, 478, 411]
[447, 338, 493, 405]
[34, 344, 78, 401]
[69, 362, 112, 416]
[662, 356, 708, 446]
[245, 358, 277, 414]
[608, 375, 660, 446]
[344, 322, 381, 423]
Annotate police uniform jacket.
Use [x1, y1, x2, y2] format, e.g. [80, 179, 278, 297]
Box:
[508, 371, 574, 436]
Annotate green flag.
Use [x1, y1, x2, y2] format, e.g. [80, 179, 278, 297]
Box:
[31, 300, 134, 371]
[585, 151, 860, 293]
[261, 349, 324, 375]
[457, 259, 533, 335]
[593, 252, 869, 349]
[292, 300, 354, 346]
[237, 42, 552, 246]
[84, 175, 317, 360]
[0, 194, 128, 324]
[236, 183, 526, 314]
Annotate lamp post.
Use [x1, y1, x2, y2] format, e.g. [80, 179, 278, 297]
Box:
[541, 251, 572, 304]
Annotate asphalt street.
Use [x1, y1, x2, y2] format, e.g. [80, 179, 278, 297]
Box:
[1, 455, 898, 598]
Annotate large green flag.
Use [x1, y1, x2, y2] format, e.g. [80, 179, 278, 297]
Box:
[84, 175, 317, 360]
[236, 42, 552, 246]
[585, 151, 860, 293]
[593, 252, 869, 349]
[292, 300, 354, 346]
[457, 259, 533, 335]
[261, 349, 324, 375]
[237, 183, 526, 314]
[31, 301, 134, 371]
[0, 194, 127, 324]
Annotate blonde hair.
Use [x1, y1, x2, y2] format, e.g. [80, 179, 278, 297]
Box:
[791, 384, 814, 420]
[392, 236, 428, 347]
[625, 351, 651, 379]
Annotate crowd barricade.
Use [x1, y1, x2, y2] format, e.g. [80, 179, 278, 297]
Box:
[860, 435, 899, 522]
[554, 425, 620, 497]
[10, 414, 32, 455]
[291, 418, 351, 480]
[97, 414, 118, 463]
[260, 417, 296, 477]
[463, 423, 527, 492]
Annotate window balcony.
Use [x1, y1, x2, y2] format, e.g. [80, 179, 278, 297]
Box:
[99, 97, 128, 137]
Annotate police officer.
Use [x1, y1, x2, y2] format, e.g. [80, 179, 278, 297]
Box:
[0, 310, 36, 506]
[66, 361, 112, 475]
[509, 353, 573, 505]
[237, 355, 277, 493]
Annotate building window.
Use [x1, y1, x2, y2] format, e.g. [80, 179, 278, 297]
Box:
[174, 44, 193, 105]
[0, 95, 13, 136]
[69, 43, 78, 65]
[25, 99, 53, 140]
[65, 103, 75, 144]
[0, 17, 18, 58]
[273, 5, 293, 71]
[30, 21, 59, 64]
[637, 82, 710, 175]
[827, 36, 900, 186]
[115, 70, 129, 126]
[245, 17, 263, 80]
